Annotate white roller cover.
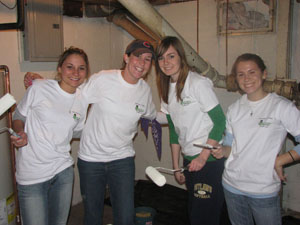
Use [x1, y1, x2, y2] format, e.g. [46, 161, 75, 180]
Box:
[145, 166, 166, 187]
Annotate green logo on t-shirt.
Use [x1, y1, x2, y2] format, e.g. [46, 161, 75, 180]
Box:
[135, 104, 145, 113]
[258, 119, 271, 127]
[73, 113, 80, 121]
[180, 96, 193, 106]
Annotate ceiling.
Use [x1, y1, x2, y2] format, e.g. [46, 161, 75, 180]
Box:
[63, 0, 195, 17]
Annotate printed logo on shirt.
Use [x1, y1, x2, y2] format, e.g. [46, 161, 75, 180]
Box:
[258, 118, 272, 128]
[194, 183, 212, 199]
[70, 110, 81, 121]
[135, 103, 145, 114]
[180, 96, 193, 106]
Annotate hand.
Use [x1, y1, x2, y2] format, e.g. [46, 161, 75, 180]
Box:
[211, 146, 225, 159]
[24, 72, 43, 89]
[174, 171, 185, 184]
[274, 156, 286, 182]
[10, 131, 28, 148]
[188, 151, 209, 172]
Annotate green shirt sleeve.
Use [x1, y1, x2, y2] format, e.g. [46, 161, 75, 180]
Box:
[166, 114, 179, 144]
[207, 104, 226, 142]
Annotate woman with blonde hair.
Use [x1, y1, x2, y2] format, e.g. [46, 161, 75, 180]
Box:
[11, 47, 90, 225]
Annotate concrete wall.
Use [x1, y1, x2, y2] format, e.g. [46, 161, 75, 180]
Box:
[1, 0, 300, 211]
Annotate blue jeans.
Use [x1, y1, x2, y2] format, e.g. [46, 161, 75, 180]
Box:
[18, 166, 74, 225]
[78, 157, 135, 225]
[224, 188, 282, 225]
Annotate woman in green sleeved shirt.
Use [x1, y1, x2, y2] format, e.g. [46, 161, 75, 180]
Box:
[155, 36, 226, 225]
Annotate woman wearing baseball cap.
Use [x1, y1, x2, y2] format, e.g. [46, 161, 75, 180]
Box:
[75, 39, 156, 225]
[24, 40, 157, 225]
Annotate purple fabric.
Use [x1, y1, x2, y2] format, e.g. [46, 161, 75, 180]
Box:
[140, 118, 150, 138]
[151, 119, 162, 160]
[140, 118, 162, 161]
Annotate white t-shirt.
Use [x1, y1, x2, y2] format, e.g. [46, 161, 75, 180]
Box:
[16, 80, 86, 185]
[223, 93, 300, 195]
[161, 71, 219, 156]
[76, 70, 156, 162]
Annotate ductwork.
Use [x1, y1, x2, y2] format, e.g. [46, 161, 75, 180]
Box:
[107, 11, 159, 48]
[117, 0, 227, 89]
[116, 0, 299, 104]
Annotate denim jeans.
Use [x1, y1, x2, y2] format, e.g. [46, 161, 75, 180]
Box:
[224, 188, 282, 225]
[77, 157, 135, 225]
[18, 166, 74, 225]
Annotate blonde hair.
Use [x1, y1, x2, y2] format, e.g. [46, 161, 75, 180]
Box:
[56, 46, 91, 80]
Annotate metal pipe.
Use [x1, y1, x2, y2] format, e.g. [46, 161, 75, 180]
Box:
[126, 13, 161, 42]
[107, 11, 159, 48]
[117, 0, 227, 89]
[0, 66, 21, 225]
[117, 0, 300, 105]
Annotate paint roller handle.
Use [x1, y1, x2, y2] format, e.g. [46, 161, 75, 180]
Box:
[193, 143, 219, 150]
[173, 166, 189, 173]
[8, 128, 21, 138]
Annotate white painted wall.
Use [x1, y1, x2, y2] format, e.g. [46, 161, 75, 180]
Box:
[1, 0, 300, 211]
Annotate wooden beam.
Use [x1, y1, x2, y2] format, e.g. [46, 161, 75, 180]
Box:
[276, 0, 290, 78]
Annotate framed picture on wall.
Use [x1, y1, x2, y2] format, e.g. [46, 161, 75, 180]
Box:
[217, 0, 276, 35]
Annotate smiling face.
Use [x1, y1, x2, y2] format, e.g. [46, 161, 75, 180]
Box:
[123, 52, 152, 84]
[236, 60, 267, 101]
[58, 54, 88, 93]
[157, 45, 181, 82]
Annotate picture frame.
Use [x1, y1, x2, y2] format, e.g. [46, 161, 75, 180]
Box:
[217, 0, 276, 36]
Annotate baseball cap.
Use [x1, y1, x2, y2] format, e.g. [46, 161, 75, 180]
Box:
[125, 40, 155, 59]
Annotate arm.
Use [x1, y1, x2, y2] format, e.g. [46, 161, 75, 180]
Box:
[275, 135, 300, 181]
[211, 131, 233, 159]
[166, 114, 179, 144]
[24, 72, 44, 89]
[166, 114, 185, 184]
[171, 143, 185, 184]
[189, 104, 226, 172]
[11, 109, 28, 147]
[274, 102, 300, 181]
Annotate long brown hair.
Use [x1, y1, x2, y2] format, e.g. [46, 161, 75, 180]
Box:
[155, 36, 190, 104]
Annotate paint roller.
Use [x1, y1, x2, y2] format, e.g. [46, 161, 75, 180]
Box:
[0, 93, 16, 116]
[0, 93, 20, 138]
[145, 166, 167, 187]
[145, 166, 188, 187]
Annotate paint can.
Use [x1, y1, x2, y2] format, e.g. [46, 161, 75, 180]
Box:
[135, 206, 156, 225]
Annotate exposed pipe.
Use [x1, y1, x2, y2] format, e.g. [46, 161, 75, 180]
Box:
[117, 0, 226, 89]
[107, 11, 159, 48]
[126, 13, 161, 42]
[0, 66, 21, 225]
[117, 0, 300, 105]
[0, 0, 24, 31]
